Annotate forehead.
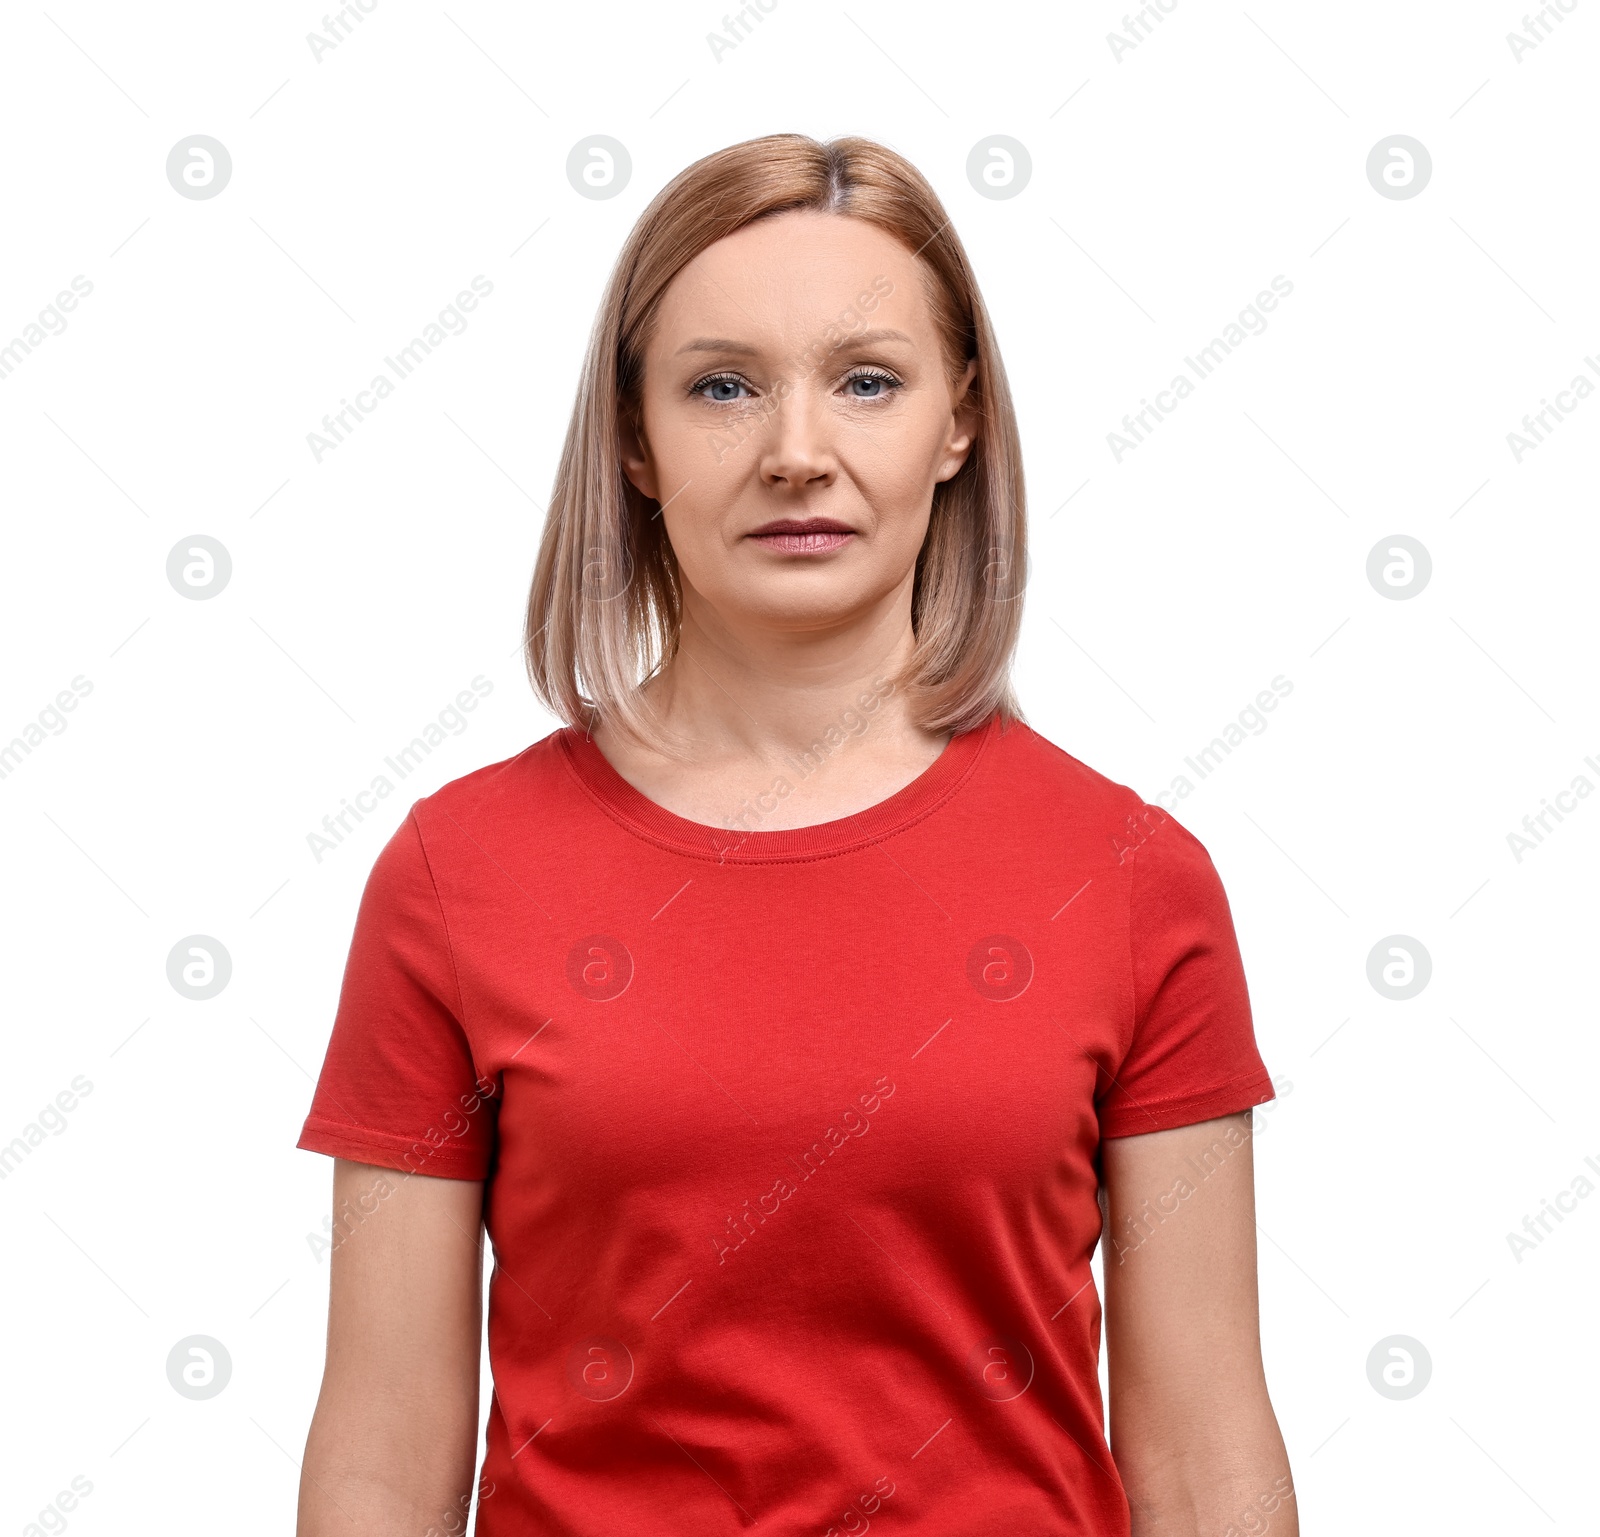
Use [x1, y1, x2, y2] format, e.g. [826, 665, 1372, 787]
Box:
[647, 211, 935, 354]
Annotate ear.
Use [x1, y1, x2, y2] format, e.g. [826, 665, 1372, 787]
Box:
[619, 404, 659, 501]
[935, 358, 980, 484]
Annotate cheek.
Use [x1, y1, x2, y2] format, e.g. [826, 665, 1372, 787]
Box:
[642, 390, 705, 467]
[645, 387, 768, 491]
[657, 469, 749, 584]
[843, 399, 950, 504]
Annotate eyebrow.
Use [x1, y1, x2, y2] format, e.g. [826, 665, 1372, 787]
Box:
[674, 327, 914, 357]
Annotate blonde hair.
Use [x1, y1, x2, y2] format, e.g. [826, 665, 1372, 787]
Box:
[524, 132, 1027, 751]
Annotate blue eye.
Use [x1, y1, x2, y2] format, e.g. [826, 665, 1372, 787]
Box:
[844, 370, 900, 399]
[692, 374, 751, 402]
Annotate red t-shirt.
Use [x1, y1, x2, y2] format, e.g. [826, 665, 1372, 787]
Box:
[298, 710, 1274, 1535]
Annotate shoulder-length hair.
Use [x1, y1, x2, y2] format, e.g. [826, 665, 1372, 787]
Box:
[524, 132, 1027, 752]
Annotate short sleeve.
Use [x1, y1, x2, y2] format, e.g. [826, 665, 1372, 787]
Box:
[296, 809, 496, 1179]
[1096, 809, 1275, 1139]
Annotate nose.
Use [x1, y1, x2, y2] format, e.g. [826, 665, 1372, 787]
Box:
[757, 382, 836, 491]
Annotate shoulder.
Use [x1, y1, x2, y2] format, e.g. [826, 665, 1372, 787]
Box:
[402, 726, 580, 859]
[989, 718, 1140, 810]
[986, 717, 1181, 852]
[981, 717, 1225, 886]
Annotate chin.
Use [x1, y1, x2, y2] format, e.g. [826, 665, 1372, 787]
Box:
[719, 573, 900, 632]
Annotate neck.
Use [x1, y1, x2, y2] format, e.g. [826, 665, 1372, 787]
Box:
[631, 578, 936, 767]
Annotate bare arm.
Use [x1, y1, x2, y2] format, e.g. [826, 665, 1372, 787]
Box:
[298, 1158, 486, 1536]
[1101, 1113, 1297, 1537]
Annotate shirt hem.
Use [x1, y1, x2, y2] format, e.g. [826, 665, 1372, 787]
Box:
[297, 1116, 492, 1180]
[1097, 1067, 1276, 1139]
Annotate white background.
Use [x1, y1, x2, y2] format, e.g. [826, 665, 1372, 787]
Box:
[2, 1, 1596, 1531]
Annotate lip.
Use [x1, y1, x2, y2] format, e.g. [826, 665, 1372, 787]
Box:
[746, 518, 855, 537]
[746, 523, 855, 555]
[745, 516, 856, 556]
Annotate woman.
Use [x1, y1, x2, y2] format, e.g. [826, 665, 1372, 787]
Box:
[296, 134, 1296, 1536]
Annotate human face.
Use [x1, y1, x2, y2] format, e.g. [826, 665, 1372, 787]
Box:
[620, 210, 978, 639]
